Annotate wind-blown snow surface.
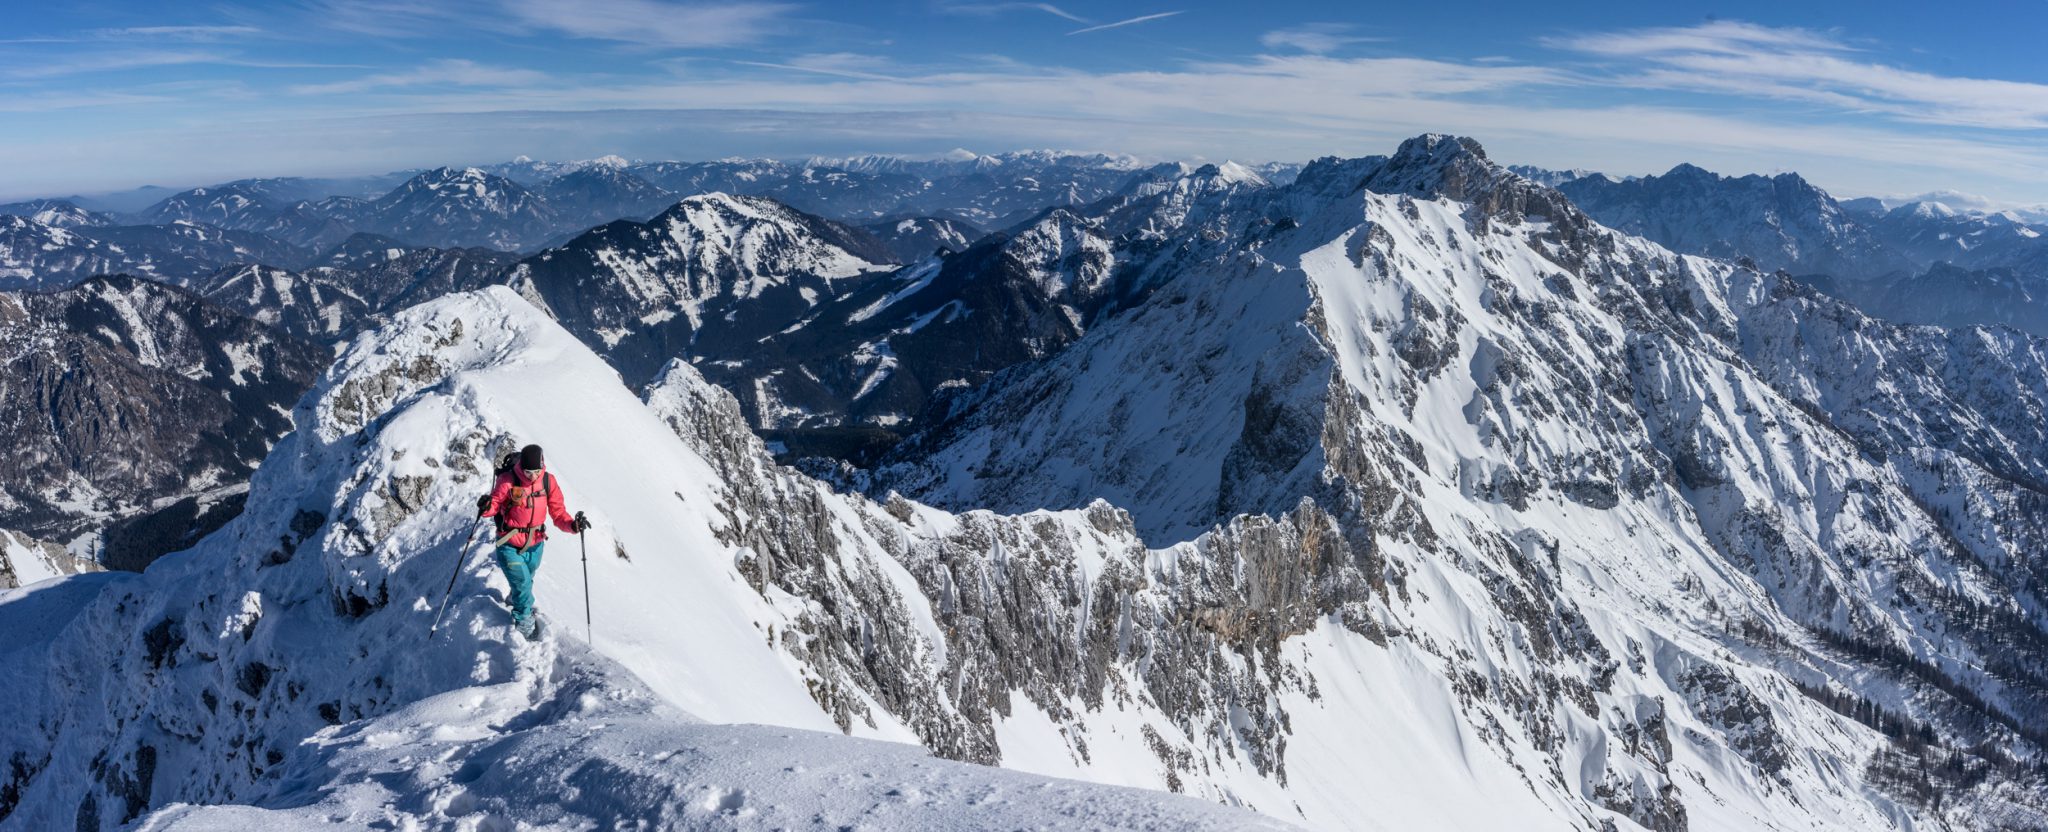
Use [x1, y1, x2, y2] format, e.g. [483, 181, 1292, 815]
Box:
[0, 288, 1292, 831]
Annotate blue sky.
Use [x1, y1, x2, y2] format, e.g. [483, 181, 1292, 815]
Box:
[4, 1, 2048, 204]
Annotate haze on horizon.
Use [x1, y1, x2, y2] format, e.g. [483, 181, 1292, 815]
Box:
[4, 0, 2047, 208]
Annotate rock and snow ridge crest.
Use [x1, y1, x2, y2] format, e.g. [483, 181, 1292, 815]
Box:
[0, 286, 1300, 831]
[883, 133, 2048, 829]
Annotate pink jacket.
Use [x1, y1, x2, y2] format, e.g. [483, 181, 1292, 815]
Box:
[484, 465, 575, 549]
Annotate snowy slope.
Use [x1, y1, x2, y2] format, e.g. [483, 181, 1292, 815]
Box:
[0, 271, 2005, 831]
[0, 528, 96, 589]
[884, 135, 2048, 828]
[12, 138, 2048, 832]
[0, 287, 1304, 830]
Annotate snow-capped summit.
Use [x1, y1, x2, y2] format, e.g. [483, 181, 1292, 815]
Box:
[361, 167, 559, 250]
[881, 133, 2048, 829]
[509, 192, 893, 382]
[0, 198, 117, 229]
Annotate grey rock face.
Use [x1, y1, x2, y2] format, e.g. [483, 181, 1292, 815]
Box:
[646, 359, 1379, 786]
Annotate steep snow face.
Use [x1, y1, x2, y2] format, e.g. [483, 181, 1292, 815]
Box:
[885, 136, 2048, 828]
[0, 287, 1308, 830]
[999, 208, 1115, 311]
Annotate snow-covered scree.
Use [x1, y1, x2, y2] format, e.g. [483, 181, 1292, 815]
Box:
[0, 287, 1295, 831]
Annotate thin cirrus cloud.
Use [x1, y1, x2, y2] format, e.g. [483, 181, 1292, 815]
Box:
[1258, 23, 1384, 54]
[501, 0, 794, 47]
[1548, 20, 2048, 130]
[1, 50, 227, 79]
[1068, 11, 1183, 35]
[939, 3, 1087, 23]
[0, 24, 264, 44]
[291, 59, 552, 95]
[731, 53, 903, 81]
[301, 0, 793, 47]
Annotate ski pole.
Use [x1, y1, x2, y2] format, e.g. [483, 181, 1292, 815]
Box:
[430, 519, 490, 638]
[577, 512, 592, 643]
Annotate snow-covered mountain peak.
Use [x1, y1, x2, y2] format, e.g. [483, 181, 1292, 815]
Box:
[1663, 161, 1717, 180]
[1894, 199, 1960, 220]
[0, 198, 117, 229]
[884, 133, 2048, 827]
[509, 193, 894, 381]
[1201, 160, 1268, 187]
[1351, 134, 1587, 232]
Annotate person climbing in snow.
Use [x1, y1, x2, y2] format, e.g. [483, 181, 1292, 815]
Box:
[477, 444, 589, 638]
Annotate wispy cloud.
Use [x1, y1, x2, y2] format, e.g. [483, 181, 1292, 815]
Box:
[940, 2, 1086, 23]
[291, 59, 551, 95]
[99, 25, 265, 41]
[1, 50, 225, 79]
[1258, 23, 1382, 54]
[1068, 11, 1182, 35]
[1549, 20, 2048, 130]
[733, 53, 901, 81]
[299, 0, 792, 46]
[503, 0, 793, 47]
[0, 24, 264, 44]
[1550, 20, 1850, 57]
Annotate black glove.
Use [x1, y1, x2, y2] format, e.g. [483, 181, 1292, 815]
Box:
[573, 511, 591, 533]
[476, 494, 492, 517]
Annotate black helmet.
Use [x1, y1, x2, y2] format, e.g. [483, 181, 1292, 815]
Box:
[519, 444, 545, 471]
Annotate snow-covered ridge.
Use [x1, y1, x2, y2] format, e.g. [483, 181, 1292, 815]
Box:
[883, 133, 2048, 828]
[0, 287, 1302, 830]
[11, 133, 2048, 831]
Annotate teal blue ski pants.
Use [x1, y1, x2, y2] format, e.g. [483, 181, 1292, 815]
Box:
[494, 542, 544, 624]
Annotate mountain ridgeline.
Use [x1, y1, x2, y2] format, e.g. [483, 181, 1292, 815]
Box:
[5, 137, 2048, 831]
